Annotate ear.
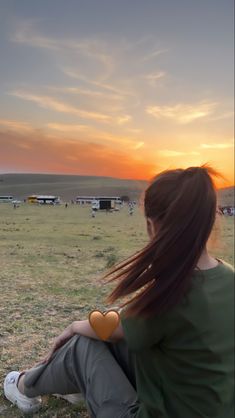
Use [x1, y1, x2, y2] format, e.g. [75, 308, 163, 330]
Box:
[146, 218, 156, 240]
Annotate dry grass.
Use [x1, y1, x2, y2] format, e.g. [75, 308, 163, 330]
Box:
[0, 203, 234, 417]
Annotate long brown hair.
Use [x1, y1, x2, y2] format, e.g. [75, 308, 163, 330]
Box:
[106, 165, 220, 318]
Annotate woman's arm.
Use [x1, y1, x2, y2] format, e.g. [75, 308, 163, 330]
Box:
[72, 319, 124, 341]
[43, 319, 124, 363]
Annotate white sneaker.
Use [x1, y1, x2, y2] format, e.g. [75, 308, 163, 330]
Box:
[4, 371, 42, 413]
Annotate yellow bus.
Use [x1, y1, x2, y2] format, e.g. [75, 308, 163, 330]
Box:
[27, 195, 38, 204]
[27, 195, 61, 205]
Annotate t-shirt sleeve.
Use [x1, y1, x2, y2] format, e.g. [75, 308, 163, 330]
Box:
[120, 308, 165, 352]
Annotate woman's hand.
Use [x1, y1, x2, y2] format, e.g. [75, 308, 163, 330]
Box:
[41, 322, 75, 364]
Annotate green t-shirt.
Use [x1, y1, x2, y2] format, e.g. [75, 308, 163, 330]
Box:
[121, 260, 234, 418]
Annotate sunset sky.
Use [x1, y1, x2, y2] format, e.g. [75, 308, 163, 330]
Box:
[0, 0, 234, 185]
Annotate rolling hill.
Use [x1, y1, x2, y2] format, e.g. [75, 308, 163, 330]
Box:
[0, 173, 147, 202]
[0, 173, 234, 205]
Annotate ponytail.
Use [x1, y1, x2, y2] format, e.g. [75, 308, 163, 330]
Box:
[105, 165, 220, 318]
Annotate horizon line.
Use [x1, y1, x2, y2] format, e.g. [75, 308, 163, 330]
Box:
[0, 172, 148, 182]
[0, 172, 234, 189]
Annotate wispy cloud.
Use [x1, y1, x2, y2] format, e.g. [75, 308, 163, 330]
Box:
[12, 21, 60, 50]
[9, 90, 135, 125]
[46, 122, 141, 150]
[144, 71, 166, 86]
[9, 90, 112, 122]
[208, 111, 234, 121]
[0, 119, 33, 133]
[12, 21, 114, 78]
[142, 48, 168, 62]
[200, 142, 234, 149]
[128, 128, 142, 135]
[46, 123, 89, 132]
[158, 150, 200, 157]
[0, 119, 139, 150]
[48, 86, 123, 101]
[13, 22, 112, 60]
[63, 69, 133, 97]
[146, 101, 218, 123]
[117, 115, 132, 125]
[133, 141, 145, 150]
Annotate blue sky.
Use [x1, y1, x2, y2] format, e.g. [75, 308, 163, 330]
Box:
[0, 0, 234, 183]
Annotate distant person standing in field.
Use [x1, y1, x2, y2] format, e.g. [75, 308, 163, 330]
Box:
[4, 166, 234, 418]
[128, 202, 134, 216]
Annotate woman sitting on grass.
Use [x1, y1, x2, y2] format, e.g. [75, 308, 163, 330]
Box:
[4, 165, 234, 418]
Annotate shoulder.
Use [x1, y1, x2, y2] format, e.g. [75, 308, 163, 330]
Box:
[218, 259, 234, 275]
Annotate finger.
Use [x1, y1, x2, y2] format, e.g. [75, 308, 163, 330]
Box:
[36, 342, 61, 366]
[40, 354, 52, 364]
[40, 348, 55, 364]
[34, 358, 48, 366]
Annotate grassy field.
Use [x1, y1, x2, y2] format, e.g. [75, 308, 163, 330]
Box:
[0, 203, 234, 417]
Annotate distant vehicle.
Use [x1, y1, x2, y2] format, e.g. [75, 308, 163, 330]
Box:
[27, 195, 38, 204]
[220, 206, 235, 216]
[12, 200, 22, 205]
[0, 195, 13, 203]
[91, 199, 99, 211]
[76, 196, 122, 211]
[27, 195, 61, 205]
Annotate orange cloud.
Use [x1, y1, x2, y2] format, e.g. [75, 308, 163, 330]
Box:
[0, 123, 233, 186]
[0, 129, 155, 180]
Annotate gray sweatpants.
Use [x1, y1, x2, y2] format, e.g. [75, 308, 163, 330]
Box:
[24, 335, 140, 418]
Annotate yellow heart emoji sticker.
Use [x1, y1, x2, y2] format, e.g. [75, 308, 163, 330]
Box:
[89, 310, 120, 341]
